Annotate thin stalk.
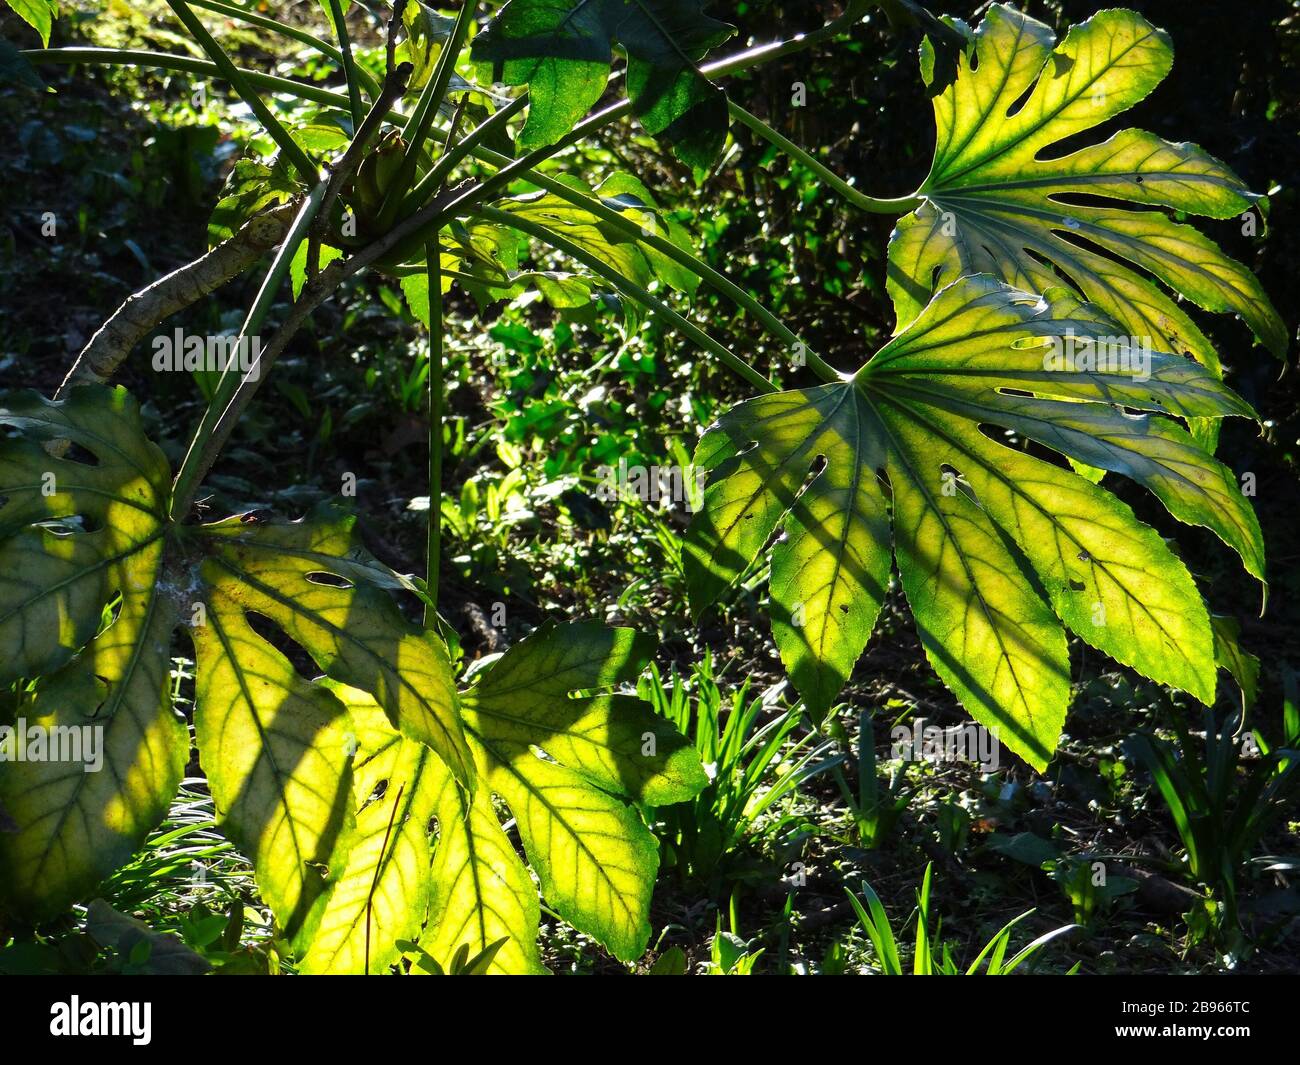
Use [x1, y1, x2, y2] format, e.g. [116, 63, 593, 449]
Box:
[386, 0, 412, 73]
[32, 0, 869, 196]
[325, 0, 365, 128]
[189, 0, 337, 58]
[383, 265, 553, 287]
[171, 181, 329, 519]
[390, 1, 880, 226]
[188, 0, 382, 98]
[319, 62, 415, 236]
[400, 95, 527, 215]
[475, 144, 844, 382]
[27, 47, 499, 221]
[476, 206, 774, 394]
[440, 97, 470, 173]
[440, 0, 875, 214]
[728, 101, 922, 214]
[377, 0, 479, 231]
[162, 0, 318, 181]
[170, 173, 466, 518]
[424, 241, 445, 625]
[702, 0, 874, 80]
[26, 48, 355, 109]
[41, 46, 864, 384]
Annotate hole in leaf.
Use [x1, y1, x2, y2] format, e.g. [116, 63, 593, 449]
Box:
[1046, 191, 1162, 213]
[1005, 80, 1036, 118]
[1048, 225, 1152, 283]
[60, 442, 100, 467]
[360, 778, 389, 812]
[33, 514, 100, 536]
[1022, 247, 1088, 300]
[305, 570, 354, 590]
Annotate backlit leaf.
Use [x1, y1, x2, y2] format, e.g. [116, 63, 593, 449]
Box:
[686, 276, 1263, 769]
[496, 171, 701, 295]
[0, 387, 473, 926]
[3, 0, 57, 47]
[887, 5, 1285, 407]
[301, 622, 705, 973]
[299, 693, 445, 975]
[456, 622, 703, 962]
[0, 388, 185, 920]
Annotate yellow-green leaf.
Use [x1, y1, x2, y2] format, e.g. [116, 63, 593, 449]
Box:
[459, 621, 705, 961]
[295, 623, 703, 973]
[192, 597, 357, 952]
[887, 4, 1285, 378]
[495, 172, 701, 296]
[3, 0, 56, 47]
[299, 692, 446, 974]
[420, 746, 543, 975]
[685, 388, 893, 723]
[0, 387, 474, 925]
[1210, 615, 1259, 711]
[686, 276, 1263, 769]
[197, 509, 476, 791]
[0, 388, 185, 920]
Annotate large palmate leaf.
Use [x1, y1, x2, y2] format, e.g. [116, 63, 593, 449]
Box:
[472, 0, 735, 169]
[301, 622, 707, 974]
[887, 5, 1285, 391]
[685, 275, 1263, 770]
[0, 386, 473, 923]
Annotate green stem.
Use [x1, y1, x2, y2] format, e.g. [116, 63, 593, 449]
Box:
[326, 0, 365, 129]
[378, 0, 479, 231]
[171, 181, 329, 518]
[320, 62, 415, 243]
[385, 265, 554, 288]
[476, 145, 843, 383]
[30, 55, 883, 385]
[31, 0, 868, 197]
[405, 2, 879, 225]
[400, 95, 527, 215]
[26, 49, 493, 212]
[189, 0, 335, 57]
[187, 0, 383, 96]
[728, 101, 922, 214]
[476, 206, 775, 394]
[26, 48, 353, 108]
[29, 44, 858, 387]
[703, 0, 874, 79]
[424, 241, 445, 625]
[162, 0, 318, 181]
